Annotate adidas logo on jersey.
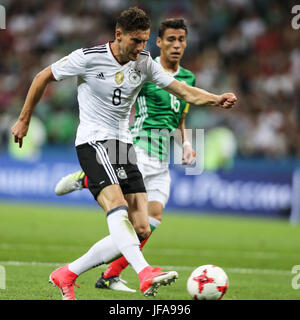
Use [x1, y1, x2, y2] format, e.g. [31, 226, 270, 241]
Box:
[96, 72, 105, 80]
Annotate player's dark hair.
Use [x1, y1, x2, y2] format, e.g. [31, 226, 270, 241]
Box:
[116, 7, 151, 33]
[158, 18, 188, 38]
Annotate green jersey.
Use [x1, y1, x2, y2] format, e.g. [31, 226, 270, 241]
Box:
[130, 57, 196, 161]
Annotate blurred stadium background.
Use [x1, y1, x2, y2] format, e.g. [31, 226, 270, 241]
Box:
[0, 0, 300, 300]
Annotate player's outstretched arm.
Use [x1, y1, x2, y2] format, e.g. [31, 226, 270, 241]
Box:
[11, 66, 55, 148]
[164, 79, 237, 109]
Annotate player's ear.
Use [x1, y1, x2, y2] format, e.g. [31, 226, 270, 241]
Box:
[156, 37, 162, 48]
[115, 28, 122, 42]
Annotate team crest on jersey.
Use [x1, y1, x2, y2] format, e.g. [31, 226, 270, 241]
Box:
[128, 69, 141, 85]
[115, 72, 124, 85]
[116, 167, 127, 180]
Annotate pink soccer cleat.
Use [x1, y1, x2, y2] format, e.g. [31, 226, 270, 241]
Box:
[49, 265, 79, 300]
[139, 266, 178, 297]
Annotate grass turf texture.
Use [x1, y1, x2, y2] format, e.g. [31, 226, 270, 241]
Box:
[0, 202, 299, 300]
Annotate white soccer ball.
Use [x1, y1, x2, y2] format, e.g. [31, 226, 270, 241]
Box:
[187, 264, 229, 300]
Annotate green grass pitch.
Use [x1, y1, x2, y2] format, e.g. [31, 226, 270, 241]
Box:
[0, 202, 299, 300]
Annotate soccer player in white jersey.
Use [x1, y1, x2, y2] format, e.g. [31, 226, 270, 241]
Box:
[55, 18, 197, 293]
[11, 7, 237, 300]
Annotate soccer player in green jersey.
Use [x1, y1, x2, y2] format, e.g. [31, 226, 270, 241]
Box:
[53, 18, 224, 292]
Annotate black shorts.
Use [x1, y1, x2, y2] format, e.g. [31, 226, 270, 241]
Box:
[76, 140, 146, 200]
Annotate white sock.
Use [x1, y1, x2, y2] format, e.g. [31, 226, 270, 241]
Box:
[107, 206, 149, 274]
[68, 235, 121, 275]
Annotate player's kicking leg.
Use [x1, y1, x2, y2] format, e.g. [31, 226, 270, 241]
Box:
[49, 186, 177, 299]
[55, 170, 137, 292]
[54, 171, 166, 293]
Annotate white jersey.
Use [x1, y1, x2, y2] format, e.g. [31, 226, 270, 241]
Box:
[51, 42, 174, 146]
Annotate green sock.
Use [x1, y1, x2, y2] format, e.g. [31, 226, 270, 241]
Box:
[148, 216, 161, 232]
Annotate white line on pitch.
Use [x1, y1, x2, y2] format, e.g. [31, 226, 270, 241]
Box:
[0, 260, 291, 276]
[1, 243, 298, 260]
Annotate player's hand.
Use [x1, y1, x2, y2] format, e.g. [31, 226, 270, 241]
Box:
[182, 143, 196, 165]
[218, 93, 237, 109]
[11, 120, 29, 148]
